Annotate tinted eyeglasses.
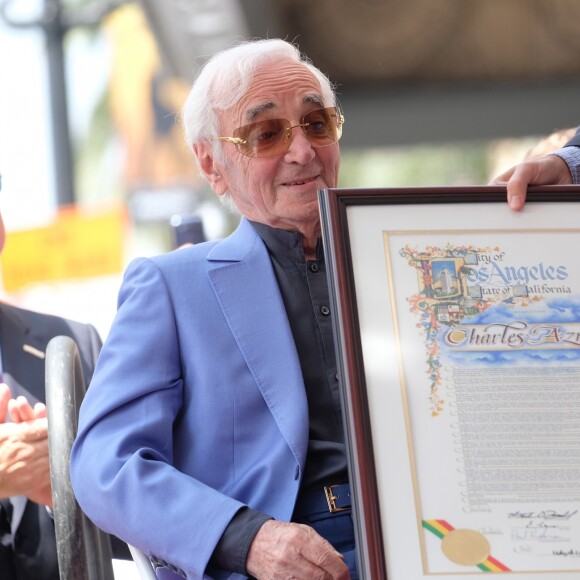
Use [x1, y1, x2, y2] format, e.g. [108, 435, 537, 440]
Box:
[218, 107, 344, 158]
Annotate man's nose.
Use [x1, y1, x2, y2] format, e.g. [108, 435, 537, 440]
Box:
[284, 125, 315, 163]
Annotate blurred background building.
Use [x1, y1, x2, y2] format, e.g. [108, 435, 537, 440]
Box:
[0, 0, 579, 338]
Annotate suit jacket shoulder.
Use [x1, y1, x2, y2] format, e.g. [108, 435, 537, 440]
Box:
[0, 302, 102, 403]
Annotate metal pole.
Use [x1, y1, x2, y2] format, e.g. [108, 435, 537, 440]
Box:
[46, 336, 115, 580]
[0, 0, 127, 207]
[44, 0, 75, 206]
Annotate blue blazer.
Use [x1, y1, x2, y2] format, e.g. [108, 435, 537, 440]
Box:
[71, 218, 310, 579]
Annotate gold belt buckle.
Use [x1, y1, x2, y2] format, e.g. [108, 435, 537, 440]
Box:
[324, 484, 350, 513]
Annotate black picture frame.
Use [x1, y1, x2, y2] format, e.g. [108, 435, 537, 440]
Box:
[319, 186, 580, 579]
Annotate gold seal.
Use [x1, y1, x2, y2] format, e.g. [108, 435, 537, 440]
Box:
[441, 529, 490, 566]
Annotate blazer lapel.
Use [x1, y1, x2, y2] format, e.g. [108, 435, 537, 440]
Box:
[207, 219, 309, 470]
[0, 303, 46, 403]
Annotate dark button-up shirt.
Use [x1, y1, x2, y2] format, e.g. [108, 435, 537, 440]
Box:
[252, 221, 347, 489]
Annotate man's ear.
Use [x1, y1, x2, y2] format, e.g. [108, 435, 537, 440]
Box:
[193, 142, 228, 196]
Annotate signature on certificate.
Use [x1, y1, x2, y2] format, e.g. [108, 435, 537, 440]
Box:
[511, 527, 566, 541]
[508, 510, 578, 521]
[553, 549, 580, 558]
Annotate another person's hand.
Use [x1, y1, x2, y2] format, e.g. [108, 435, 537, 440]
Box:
[8, 393, 47, 422]
[0, 383, 53, 508]
[246, 519, 350, 579]
[490, 153, 572, 211]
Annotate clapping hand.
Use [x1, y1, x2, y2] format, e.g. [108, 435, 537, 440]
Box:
[0, 383, 53, 508]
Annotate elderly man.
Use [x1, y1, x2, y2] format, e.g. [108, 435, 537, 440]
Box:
[72, 38, 578, 579]
[71, 39, 351, 579]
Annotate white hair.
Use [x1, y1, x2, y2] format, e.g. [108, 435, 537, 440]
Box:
[182, 38, 337, 164]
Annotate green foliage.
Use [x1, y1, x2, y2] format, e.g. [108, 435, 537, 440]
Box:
[339, 142, 492, 188]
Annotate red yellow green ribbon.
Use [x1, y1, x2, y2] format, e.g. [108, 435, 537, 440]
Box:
[422, 519, 511, 573]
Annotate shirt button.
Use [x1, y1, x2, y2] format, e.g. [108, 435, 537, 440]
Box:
[309, 263, 320, 273]
[320, 305, 330, 316]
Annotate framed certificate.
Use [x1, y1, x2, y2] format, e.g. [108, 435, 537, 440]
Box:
[318, 186, 580, 579]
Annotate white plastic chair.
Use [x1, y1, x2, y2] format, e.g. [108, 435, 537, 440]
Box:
[128, 545, 157, 579]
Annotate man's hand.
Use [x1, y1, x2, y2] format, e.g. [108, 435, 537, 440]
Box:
[0, 383, 53, 508]
[489, 153, 572, 211]
[246, 519, 350, 580]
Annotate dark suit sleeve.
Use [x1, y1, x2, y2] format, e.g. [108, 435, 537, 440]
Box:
[64, 320, 102, 385]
